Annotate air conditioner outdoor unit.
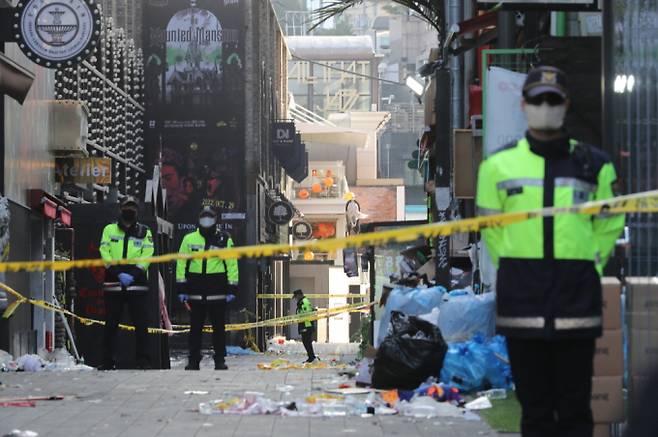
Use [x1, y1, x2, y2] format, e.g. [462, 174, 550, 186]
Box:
[27, 100, 89, 157]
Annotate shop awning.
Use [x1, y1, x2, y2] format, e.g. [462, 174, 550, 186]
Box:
[0, 52, 35, 104]
[295, 123, 371, 148]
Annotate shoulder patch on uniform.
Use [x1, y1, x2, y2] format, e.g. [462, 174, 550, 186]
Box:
[489, 140, 519, 156]
[573, 142, 610, 178]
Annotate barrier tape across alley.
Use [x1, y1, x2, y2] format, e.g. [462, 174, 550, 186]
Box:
[0, 189, 655, 275]
[0, 282, 373, 334]
[256, 294, 368, 299]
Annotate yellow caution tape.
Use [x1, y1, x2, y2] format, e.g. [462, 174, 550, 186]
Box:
[256, 293, 368, 299]
[0, 281, 372, 334]
[0, 190, 652, 274]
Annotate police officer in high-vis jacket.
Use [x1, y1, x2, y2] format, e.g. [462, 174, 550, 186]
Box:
[477, 66, 625, 437]
[177, 207, 239, 370]
[99, 196, 154, 370]
[293, 289, 316, 363]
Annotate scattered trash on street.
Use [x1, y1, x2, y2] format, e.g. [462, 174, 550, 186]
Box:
[2, 430, 38, 437]
[267, 337, 359, 356]
[464, 396, 493, 411]
[256, 358, 347, 370]
[1, 349, 91, 373]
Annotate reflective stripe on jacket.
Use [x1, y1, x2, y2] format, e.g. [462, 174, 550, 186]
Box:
[175, 229, 239, 295]
[99, 223, 154, 292]
[476, 136, 625, 339]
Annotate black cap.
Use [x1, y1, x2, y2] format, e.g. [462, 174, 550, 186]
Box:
[292, 289, 303, 297]
[199, 206, 217, 218]
[523, 66, 569, 99]
[120, 196, 139, 209]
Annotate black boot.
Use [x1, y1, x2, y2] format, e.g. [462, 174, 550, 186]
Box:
[214, 361, 228, 370]
[185, 360, 200, 370]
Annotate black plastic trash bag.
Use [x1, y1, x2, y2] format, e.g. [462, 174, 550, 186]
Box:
[372, 311, 448, 390]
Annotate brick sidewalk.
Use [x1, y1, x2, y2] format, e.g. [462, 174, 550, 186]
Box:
[0, 355, 505, 437]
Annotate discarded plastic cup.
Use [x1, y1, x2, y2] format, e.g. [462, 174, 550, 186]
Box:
[322, 403, 348, 417]
[481, 389, 507, 400]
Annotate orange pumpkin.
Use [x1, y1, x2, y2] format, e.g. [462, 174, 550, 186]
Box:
[311, 183, 322, 193]
[298, 189, 310, 199]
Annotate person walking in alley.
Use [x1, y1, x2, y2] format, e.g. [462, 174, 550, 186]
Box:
[99, 196, 155, 370]
[177, 206, 239, 370]
[476, 66, 625, 437]
[293, 289, 316, 363]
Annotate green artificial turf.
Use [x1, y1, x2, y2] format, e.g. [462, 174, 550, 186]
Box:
[477, 392, 522, 433]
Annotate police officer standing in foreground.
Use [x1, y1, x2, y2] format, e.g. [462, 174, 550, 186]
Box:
[293, 289, 316, 363]
[476, 66, 625, 437]
[99, 197, 155, 370]
[177, 207, 238, 370]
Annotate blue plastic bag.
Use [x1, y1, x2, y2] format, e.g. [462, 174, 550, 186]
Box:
[437, 290, 495, 343]
[376, 285, 446, 347]
[225, 346, 257, 356]
[440, 342, 487, 392]
[439, 334, 513, 392]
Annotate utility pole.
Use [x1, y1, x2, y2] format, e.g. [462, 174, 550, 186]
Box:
[433, 0, 454, 289]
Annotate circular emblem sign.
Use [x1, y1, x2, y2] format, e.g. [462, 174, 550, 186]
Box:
[292, 220, 313, 241]
[267, 200, 294, 226]
[14, 0, 101, 68]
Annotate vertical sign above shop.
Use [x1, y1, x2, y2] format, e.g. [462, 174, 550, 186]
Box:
[143, 0, 245, 244]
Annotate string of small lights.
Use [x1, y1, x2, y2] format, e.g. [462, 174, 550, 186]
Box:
[54, 7, 145, 201]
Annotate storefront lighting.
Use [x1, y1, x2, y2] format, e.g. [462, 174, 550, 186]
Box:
[627, 75, 635, 92]
[614, 74, 635, 94]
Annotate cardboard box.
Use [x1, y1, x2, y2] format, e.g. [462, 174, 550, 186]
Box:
[594, 329, 623, 376]
[453, 129, 483, 199]
[591, 376, 624, 423]
[629, 329, 658, 376]
[601, 277, 621, 330]
[627, 277, 658, 330]
[593, 424, 611, 437]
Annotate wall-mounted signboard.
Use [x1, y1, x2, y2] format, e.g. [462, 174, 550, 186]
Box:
[55, 158, 112, 184]
[13, 0, 101, 68]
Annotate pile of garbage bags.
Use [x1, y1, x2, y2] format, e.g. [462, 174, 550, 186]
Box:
[372, 285, 510, 393]
[376, 286, 495, 346]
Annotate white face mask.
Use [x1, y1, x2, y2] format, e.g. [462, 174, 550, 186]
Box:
[199, 217, 216, 228]
[524, 102, 567, 130]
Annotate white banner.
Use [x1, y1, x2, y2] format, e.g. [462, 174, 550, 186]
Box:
[484, 66, 528, 156]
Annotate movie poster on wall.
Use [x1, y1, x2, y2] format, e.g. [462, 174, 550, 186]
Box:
[143, 0, 245, 242]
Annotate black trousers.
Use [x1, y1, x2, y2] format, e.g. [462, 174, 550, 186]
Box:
[189, 301, 226, 364]
[103, 292, 149, 366]
[301, 328, 315, 360]
[507, 337, 595, 437]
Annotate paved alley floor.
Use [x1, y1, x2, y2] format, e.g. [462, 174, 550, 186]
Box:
[0, 354, 506, 437]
